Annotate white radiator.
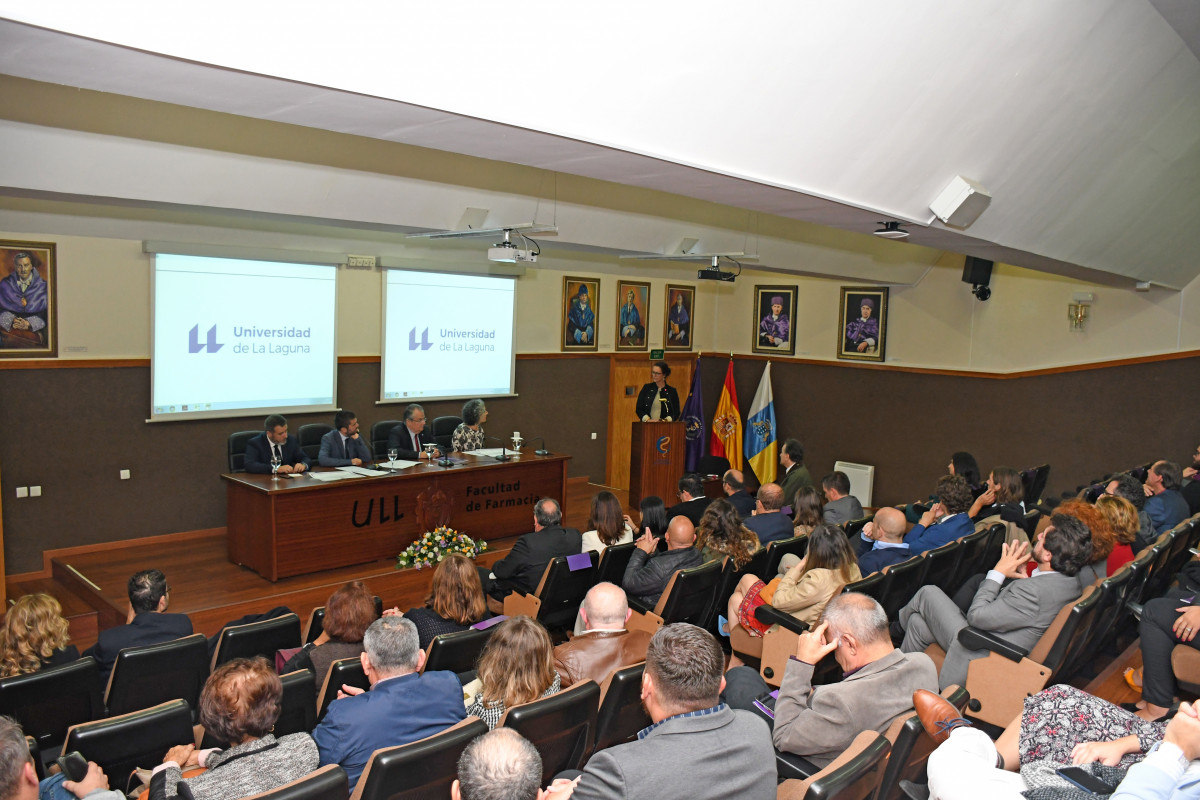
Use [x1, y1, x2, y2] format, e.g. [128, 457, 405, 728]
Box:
[833, 461, 875, 508]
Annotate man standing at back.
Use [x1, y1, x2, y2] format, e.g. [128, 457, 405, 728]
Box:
[743, 483, 794, 545]
[243, 414, 310, 474]
[484, 498, 582, 602]
[314, 616, 465, 793]
[318, 410, 373, 467]
[83, 569, 193, 685]
[777, 439, 812, 507]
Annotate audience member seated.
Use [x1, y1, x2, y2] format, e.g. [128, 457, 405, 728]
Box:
[778, 438, 813, 508]
[896, 514, 1091, 690]
[581, 491, 635, 554]
[83, 569, 193, 686]
[466, 617, 561, 730]
[452, 728, 543, 800]
[742, 483, 794, 545]
[696, 498, 761, 568]
[283, 580, 375, 687]
[621, 516, 703, 608]
[721, 469, 757, 519]
[904, 451, 982, 524]
[919, 685, 1185, 799]
[148, 657, 319, 800]
[452, 399, 488, 453]
[622, 495, 670, 541]
[1184, 442, 1200, 515]
[0, 593, 78, 678]
[560, 623, 776, 800]
[820, 471, 864, 525]
[1096, 494, 1139, 574]
[316, 410, 372, 467]
[724, 593, 938, 768]
[1056, 498, 1118, 588]
[387, 402, 441, 460]
[725, 523, 861, 638]
[313, 616, 465, 792]
[1144, 459, 1190, 536]
[1133, 554, 1200, 722]
[5, 717, 125, 800]
[791, 485, 825, 536]
[483, 498, 582, 602]
[665, 474, 713, 527]
[1105, 472, 1156, 552]
[553, 583, 652, 687]
[244, 413, 310, 475]
[400, 554, 490, 650]
[967, 466, 1027, 530]
[852, 506, 912, 575]
[904, 475, 976, 554]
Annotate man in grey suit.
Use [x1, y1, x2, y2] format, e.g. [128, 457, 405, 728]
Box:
[821, 471, 864, 525]
[318, 410, 373, 467]
[898, 513, 1092, 690]
[724, 593, 939, 769]
[563, 623, 775, 800]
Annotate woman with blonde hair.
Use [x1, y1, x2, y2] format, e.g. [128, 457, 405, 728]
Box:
[791, 485, 824, 536]
[1096, 493, 1139, 574]
[697, 498, 761, 570]
[402, 553, 490, 649]
[725, 524, 861, 638]
[0, 593, 76, 677]
[466, 616, 560, 729]
[1057, 498, 1119, 586]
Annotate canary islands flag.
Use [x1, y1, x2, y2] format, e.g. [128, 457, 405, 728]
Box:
[710, 358, 742, 470]
[744, 361, 776, 483]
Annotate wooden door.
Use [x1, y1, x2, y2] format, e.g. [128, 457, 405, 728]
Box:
[605, 357, 693, 489]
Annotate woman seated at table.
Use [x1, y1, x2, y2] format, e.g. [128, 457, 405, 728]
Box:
[401, 554, 490, 649]
[582, 491, 636, 554]
[725, 523, 861, 637]
[149, 657, 318, 800]
[282, 580, 375, 688]
[452, 399, 488, 452]
[0, 593, 78, 678]
[465, 616, 560, 730]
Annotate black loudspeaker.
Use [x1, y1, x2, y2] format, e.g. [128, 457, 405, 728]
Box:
[962, 256, 993, 286]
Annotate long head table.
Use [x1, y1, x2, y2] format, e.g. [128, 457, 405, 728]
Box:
[222, 451, 570, 581]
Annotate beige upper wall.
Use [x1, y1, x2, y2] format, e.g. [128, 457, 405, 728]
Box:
[1, 222, 1195, 370]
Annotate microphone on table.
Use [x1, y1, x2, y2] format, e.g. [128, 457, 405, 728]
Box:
[484, 436, 512, 462]
[528, 436, 551, 456]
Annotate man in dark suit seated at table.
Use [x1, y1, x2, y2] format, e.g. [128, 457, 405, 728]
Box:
[744, 483, 794, 545]
[83, 568, 194, 685]
[243, 413, 311, 474]
[666, 473, 713, 527]
[386, 403, 442, 461]
[318, 410, 373, 467]
[482, 498, 583, 604]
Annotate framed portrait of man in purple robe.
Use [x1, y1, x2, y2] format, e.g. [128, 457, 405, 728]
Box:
[838, 286, 888, 362]
[752, 285, 797, 356]
[663, 284, 694, 351]
[562, 276, 600, 351]
[0, 241, 56, 358]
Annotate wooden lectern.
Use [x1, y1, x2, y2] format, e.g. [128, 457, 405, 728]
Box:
[629, 421, 686, 507]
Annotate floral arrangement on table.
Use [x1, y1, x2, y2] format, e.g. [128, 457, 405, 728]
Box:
[396, 526, 488, 570]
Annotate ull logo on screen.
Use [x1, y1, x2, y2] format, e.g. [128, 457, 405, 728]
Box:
[188, 324, 224, 353]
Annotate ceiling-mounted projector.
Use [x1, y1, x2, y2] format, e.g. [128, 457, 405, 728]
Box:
[488, 241, 537, 263]
[696, 255, 738, 282]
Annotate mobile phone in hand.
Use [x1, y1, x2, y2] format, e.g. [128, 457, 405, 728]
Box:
[55, 751, 88, 783]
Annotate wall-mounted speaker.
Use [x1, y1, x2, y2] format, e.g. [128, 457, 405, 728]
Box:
[962, 256, 993, 287]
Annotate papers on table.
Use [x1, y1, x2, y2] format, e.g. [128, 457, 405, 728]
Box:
[377, 459, 421, 471]
[463, 448, 514, 458]
[307, 471, 360, 482]
[338, 465, 394, 477]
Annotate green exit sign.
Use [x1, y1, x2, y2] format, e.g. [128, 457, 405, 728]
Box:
[650, 349, 664, 359]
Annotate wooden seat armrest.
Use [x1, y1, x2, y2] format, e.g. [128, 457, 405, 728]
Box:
[503, 593, 541, 618]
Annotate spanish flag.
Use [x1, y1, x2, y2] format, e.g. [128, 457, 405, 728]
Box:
[710, 358, 742, 470]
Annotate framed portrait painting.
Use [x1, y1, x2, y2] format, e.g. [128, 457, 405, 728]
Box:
[561, 276, 599, 351]
[0, 240, 56, 358]
[663, 284, 694, 351]
[615, 280, 650, 351]
[838, 286, 889, 362]
[752, 285, 797, 356]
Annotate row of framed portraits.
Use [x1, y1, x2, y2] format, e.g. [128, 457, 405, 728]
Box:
[560, 276, 890, 362]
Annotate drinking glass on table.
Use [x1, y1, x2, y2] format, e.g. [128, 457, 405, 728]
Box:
[270, 451, 282, 479]
[387, 447, 398, 468]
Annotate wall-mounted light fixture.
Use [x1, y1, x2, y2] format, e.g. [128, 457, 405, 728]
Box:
[1068, 292, 1094, 331]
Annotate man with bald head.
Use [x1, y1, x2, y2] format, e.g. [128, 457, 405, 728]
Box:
[452, 728, 544, 800]
[553, 582, 653, 686]
[853, 507, 912, 575]
[744, 483, 794, 545]
[622, 516, 703, 607]
[722, 469, 756, 519]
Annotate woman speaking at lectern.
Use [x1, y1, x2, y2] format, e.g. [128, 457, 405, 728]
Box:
[635, 360, 680, 422]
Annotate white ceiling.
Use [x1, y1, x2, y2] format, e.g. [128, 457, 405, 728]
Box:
[0, 2, 1198, 288]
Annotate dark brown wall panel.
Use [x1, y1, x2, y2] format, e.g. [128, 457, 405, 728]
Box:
[1, 354, 1195, 573]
